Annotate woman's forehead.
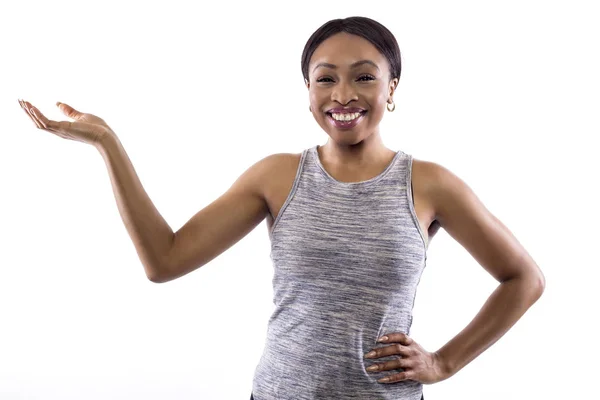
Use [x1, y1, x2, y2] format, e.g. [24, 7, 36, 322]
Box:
[310, 33, 385, 70]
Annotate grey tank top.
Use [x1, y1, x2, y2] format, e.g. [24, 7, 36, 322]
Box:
[252, 145, 429, 400]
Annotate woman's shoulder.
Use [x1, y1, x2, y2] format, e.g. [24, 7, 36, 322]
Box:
[256, 151, 303, 194]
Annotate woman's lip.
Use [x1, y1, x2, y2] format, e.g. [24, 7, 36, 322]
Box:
[326, 111, 367, 129]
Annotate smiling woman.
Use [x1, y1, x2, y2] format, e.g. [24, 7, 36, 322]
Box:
[18, 14, 544, 400]
[249, 16, 544, 400]
[249, 18, 432, 400]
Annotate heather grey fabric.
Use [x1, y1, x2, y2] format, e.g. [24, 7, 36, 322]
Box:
[251, 145, 428, 400]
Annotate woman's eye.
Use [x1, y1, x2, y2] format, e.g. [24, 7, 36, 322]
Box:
[358, 75, 375, 81]
[316, 75, 375, 83]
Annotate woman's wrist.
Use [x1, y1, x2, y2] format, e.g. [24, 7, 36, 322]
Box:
[94, 129, 117, 152]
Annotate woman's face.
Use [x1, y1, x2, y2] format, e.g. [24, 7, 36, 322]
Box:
[306, 32, 398, 146]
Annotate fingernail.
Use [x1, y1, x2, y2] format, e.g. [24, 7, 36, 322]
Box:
[364, 351, 376, 358]
[366, 365, 378, 371]
[377, 336, 388, 342]
[56, 102, 61, 107]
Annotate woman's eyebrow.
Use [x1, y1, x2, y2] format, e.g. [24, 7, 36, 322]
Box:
[312, 59, 380, 73]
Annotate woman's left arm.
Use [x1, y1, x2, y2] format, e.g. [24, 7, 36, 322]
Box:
[425, 161, 546, 379]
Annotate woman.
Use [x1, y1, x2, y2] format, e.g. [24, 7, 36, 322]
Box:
[19, 16, 544, 400]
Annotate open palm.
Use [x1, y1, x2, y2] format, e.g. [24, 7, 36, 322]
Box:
[18, 99, 114, 146]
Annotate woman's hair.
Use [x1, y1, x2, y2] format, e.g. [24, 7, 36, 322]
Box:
[301, 16, 402, 83]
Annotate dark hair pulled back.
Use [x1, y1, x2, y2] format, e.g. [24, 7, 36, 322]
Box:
[301, 16, 402, 83]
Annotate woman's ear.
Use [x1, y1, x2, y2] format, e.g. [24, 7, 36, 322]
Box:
[305, 79, 310, 89]
[389, 78, 399, 97]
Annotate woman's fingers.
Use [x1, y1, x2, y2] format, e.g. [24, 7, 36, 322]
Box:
[57, 102, 84, 120]
[30, 107, 49, 129]
[23, 101, 53, 130]
[19, 99, 42, 129]
[19, 99, 75, 140]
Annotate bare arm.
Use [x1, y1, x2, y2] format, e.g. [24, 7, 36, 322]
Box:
[157, 152, 273, 283]
[436, 273, 543, 379]
[19, 100, 270, 283]
[96, 133, 273, 283]
[423, 160, 545, 378]
[95, 133, 175, 281]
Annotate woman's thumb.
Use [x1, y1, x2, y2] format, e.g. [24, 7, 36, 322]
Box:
[56, 102, 83, 119]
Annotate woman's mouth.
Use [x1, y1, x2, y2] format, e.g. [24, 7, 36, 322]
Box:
[326, 111, 367, 130]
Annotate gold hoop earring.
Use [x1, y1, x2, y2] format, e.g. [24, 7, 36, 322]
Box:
[387, 101, 395, 112]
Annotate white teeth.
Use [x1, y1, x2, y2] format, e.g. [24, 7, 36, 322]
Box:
[331, 112, 363, 121]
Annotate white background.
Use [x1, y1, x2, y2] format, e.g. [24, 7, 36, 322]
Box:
[1, 0, 598, 399]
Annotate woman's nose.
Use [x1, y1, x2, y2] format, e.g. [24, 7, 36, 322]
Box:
[331, 82, 358, 104]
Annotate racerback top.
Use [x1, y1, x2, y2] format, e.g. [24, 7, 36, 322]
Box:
[251, 144, 429, 400]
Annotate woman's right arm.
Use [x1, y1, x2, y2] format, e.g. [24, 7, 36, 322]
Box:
[96, 133, 272, 283]
[96, 134, 275, 283]
[19, 100, 270, 284]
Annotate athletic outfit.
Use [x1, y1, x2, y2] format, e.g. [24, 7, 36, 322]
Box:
[250, 145, 428, 399]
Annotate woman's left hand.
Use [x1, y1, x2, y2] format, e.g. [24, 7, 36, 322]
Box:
[364, 332, 449, 384]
